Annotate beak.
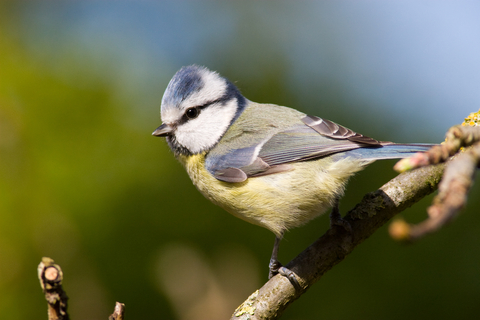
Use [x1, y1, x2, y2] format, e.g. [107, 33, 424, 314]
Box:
[152, 123, 174, 137]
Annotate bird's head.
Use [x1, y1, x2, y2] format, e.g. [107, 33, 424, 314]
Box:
[153, 65, 247, 155]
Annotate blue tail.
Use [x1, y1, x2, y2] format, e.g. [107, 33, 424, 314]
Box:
[341, 143, 434, 161]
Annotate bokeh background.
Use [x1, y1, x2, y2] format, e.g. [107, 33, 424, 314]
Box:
[1, 1, 480, 319]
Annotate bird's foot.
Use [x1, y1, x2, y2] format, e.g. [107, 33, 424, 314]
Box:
[329, 202, 352, 233]
[330, 213, 353, 232]
[269, 259, 301, 291]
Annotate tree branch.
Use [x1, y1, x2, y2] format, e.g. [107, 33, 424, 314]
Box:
[232, 163, 444, 320]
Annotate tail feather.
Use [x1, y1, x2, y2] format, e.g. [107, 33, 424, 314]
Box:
[341, 143, 435, 161]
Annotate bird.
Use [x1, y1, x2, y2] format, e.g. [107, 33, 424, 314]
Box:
[153, 65, 433, 289]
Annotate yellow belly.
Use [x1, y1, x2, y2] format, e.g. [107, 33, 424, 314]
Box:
[177, 153, 365, 237]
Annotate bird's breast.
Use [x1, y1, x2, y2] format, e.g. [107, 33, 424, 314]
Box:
[177, 153, 365, 236]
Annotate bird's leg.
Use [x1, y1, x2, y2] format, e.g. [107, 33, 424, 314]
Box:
[329, 198, 352, 232]
[268, 235, 301, 290]
[268, 236, 283, 278]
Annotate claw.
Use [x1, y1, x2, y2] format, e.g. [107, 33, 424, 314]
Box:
[278, 266, 301, 291]
[330, 199, 352, 232]
[268, 259, 282, 279]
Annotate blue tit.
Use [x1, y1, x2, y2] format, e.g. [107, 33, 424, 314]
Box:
[153, 65, 433, 287]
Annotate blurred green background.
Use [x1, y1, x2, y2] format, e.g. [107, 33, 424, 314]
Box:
[1, 1, 480, 319]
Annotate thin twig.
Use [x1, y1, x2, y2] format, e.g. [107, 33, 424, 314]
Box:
[390, 113, 480, 241]
[394, 115, 480, 172]
[390, 142, 480, 241]
[38, 257, 70, 320]
[109, 302, 126, 320]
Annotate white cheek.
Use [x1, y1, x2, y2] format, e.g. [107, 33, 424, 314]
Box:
[175, 100, 237, 154]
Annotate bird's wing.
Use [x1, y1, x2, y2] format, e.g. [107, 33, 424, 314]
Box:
[301, 115, 382, 145]
[205, 115, 385, 183]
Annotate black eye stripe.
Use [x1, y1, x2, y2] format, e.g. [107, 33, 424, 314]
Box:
[197, 98, 224, 110]
[180, 98, 223, 121]
[178, 95, 235, 126]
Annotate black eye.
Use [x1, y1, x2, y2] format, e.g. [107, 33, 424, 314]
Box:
[185, 107, 199, 119]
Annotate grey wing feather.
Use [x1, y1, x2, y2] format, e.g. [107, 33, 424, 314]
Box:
[213, 167, 248, 183]
[206, 114, 386, 182]
[302, 115, 383, 145]
[257, 126, 351, 165]
[205, 145, 259, 182]
[259, 117, 385, 165]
